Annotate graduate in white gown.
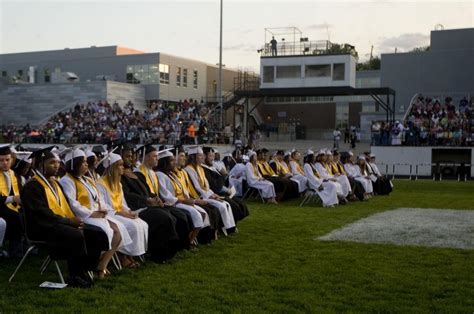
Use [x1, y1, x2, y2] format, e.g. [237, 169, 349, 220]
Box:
[245, 151, 277, 204]
[288, 150, 308, 193]
[302, 150, 339, 207]
[314, 150, 347, 202]
[155, 149, 210, 245]
[59, 148, 131, 278]
[354, 155, 374, 196]
[0, 218, 5, 249]
[96, 152, 148, 267]
[343, 153, 373, 198]
[325, 150, 352, 197]
[184, 146, 236, 231]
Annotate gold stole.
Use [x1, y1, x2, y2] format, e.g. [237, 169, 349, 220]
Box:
[100, 176, 123, 212]
[262, 161, 276, 176]
[251, 163, 261, 178]
[33, 175, 74, 218]
[0, 170, 20, 212]
[331, 162, 340, 175]
[188, 165, 209, 191]
[310, 164, 321, 178]
[337, 162, 347, 175]
[67, 174, 101, 210]
[257, 162, 269, 176]
[278, 160, 289, 175]
[139, 164, 159, 195]
[324, 163, 333, 175]
[295, 162, 305, 175]
[168, 172, 185, 200]
[177, 169, 200, 199]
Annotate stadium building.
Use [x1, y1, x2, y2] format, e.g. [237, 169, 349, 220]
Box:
[0, 45, 242, 125]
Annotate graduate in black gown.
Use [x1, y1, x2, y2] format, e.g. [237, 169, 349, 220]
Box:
[257, 149, 299, 201]
[21, 147, 108, 288]
[0, 145, 25, 257]
[157, 147, 219, 243]
[201, 147, 249, 224]
[118, 144, 191, 261]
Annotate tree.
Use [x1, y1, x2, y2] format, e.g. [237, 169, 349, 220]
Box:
[410, 46, 430, 52]
[327, 43, 359, 59]
[356, 56, 381, 71]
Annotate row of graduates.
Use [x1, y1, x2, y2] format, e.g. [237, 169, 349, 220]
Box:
[0, 143, 248, 288]
[223, 147, 392, 207]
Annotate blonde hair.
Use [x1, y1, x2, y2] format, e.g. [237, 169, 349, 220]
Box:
[106, 162, 122, 193]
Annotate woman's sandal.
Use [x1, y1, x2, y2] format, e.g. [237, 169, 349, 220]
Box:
[95, 269, 108, 280]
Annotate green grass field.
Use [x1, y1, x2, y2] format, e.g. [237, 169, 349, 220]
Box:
[1, 180, 473, 313]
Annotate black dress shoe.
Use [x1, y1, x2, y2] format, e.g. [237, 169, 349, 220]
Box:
[67, 276, 93, 289]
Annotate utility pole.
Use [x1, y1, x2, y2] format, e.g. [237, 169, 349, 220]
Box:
[218, 0, 224, 130]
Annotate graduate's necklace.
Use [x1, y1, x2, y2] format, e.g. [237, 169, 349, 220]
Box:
[79, 176, 99, 203]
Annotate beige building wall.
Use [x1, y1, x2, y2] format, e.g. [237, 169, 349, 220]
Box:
[158, 53, 208, 102]
[206, 66, 241, 99]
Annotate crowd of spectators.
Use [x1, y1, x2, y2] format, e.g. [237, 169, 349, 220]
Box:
[0, 99, 236, 145]
[371, 95, 474, 146]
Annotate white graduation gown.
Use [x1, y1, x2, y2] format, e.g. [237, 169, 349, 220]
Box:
[228, 163, 246, 197]
[185, 166, 236, 229]
[0, 217, 5, 246]
[352, 165, 374, 193]
[156, 171, 209, 229]
[60, 175, 132, 251]
[97, 183, 148, 256]
[303, 163, 338, 206]
[245, 162, 276, 199]
[315, 162, 345, 197]
[289, 161, 308, 193]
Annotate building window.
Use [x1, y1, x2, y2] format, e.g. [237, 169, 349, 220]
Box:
[176, 67, 181, 86]
[305, 64, 331, 77]
[54, 67, 61, 73]
[183, 68, 188, 87]
[276, 65, 301, 79]
[193, 70, 198, 89]
[159, 63, 169, 84]
[44, 68, 51, 83]
[333, 63, 345, 81]
[1, 71, 7, 77]
[126, 64, 160, 84]
[263, 66, 274, 83]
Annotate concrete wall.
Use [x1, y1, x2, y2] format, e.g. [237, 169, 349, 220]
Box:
[380, 28, 474, 117]
[371, 146, 474, 177]
[206, 66, 240, 98]
[430, 28, 474, 51]
[0, 81, 145, 125]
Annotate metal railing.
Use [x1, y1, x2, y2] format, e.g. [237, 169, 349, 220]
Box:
[376, 162, 472, 181]
[259, 40, 334, 57]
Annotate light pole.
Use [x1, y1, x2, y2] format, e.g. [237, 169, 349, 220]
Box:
[218, 0, 223, 130]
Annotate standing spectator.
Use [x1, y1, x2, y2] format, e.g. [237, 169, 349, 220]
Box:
[344, 126, 350, 144]
[270, 36, 278, 56]
[333, 128, 341, 149]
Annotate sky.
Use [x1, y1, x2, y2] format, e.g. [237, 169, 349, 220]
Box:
[0, 0, 472, 72]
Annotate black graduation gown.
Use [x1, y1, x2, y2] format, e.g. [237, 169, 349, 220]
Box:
[365, 164, 392, 195]
[135, 171, 220, 244]
[266, 163, 300, 200]
[202, 166, 249, 222]
[0, 173, 23, 243]
[121, 174, 189, 259]
[20, 180, 108, 277]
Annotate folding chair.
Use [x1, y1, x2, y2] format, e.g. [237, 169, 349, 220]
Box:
[9, 211, 65, 284]
[299, 189, 322, 207]
[242, 180, 265, 203]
